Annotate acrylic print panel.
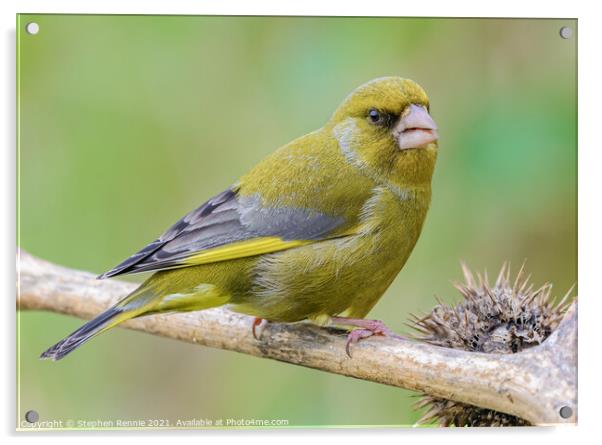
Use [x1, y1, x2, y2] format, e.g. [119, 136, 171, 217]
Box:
[17, 15, 577, 429]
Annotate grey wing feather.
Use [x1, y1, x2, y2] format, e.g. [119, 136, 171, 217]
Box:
[98, 186, 344, 279]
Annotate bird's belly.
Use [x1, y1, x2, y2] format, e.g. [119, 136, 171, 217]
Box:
[230, 232, 411, 322]
[230, 190, 426, 322]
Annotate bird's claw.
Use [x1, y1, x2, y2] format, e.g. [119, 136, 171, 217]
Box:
[338, 319, 404, 358]
[345, 329, 376, 357]
[251, 317, 268, 340]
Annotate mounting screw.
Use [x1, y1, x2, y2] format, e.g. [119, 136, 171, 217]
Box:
[25, 410, 39, 423]
[559, 405, 573, 419]
[25, 22, 39, 35]
[559, 26, 573, 39]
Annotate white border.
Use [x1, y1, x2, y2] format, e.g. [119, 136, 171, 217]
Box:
[0, 0, 586, 17]
[3, 1, 600, 444]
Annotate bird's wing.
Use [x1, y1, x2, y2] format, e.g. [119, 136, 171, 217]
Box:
[98, 185, 351, 279]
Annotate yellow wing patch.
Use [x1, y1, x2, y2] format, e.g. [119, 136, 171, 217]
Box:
[181, 236, 312, 266]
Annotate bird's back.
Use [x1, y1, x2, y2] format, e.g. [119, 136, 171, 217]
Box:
[238, 128, 375, 231]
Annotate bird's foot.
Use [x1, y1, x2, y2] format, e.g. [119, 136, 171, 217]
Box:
[330, 317, 404, 357]
[251, 317, 268, 340]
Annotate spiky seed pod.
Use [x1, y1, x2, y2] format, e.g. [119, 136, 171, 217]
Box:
[411, 263, 573, 427]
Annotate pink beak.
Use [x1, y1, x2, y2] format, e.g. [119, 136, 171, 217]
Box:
[394, 104, 439, 150]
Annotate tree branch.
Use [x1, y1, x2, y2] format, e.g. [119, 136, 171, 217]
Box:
[17, 249, 577, 425]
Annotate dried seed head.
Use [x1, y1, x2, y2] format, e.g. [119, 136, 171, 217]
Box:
[411, 263, 573, 427]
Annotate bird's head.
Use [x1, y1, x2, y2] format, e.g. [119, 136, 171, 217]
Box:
[328, 77, 438, 189]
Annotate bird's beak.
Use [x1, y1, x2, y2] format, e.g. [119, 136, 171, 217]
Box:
[394, 104, 438, 151]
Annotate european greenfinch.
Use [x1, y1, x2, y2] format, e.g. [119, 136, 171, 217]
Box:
[41, 76, 439, 360]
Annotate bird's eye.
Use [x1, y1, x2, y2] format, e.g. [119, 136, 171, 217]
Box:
[368, 108, 389, 126]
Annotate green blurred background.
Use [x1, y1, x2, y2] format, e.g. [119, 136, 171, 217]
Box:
[17, 15, 577, 427]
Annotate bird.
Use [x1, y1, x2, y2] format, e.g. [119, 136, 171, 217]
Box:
[40, 76, 439, 361]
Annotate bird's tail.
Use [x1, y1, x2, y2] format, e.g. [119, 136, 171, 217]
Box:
[40, 286, 157, 361]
